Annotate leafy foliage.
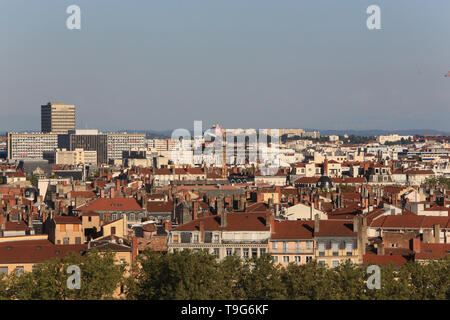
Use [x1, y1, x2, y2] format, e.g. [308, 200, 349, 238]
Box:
[1, 249, 450, 300]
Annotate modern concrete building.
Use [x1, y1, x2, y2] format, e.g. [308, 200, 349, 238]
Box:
[58, 130, 107, 164]
[7, 132, 58, 160]
[107, 133, 146, 162]
[41, 102, 76, 134]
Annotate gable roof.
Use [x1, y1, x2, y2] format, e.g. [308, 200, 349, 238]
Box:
[173, 212, 270, 232]
[77, 198, 142, 212]
[271, 220, 314, 240]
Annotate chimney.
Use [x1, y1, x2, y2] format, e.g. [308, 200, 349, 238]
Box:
[164, 219, 172, 232]
[314, 194, 318, 210]
[378, 243, 385, 255]
[265, 212, 271, 228]
[353, 216, 360, 233]
[193, 202, 198, 220]
[412, 237, 421, 253]
[199, 221, 205, 242]
[217, 195, 224, 216]
[323, 158, 328, 176]
[434, 224, 441, 244]
[131, 236, 138, 267]
[221, 212, 227, 228]
[314, 214, 319, 233]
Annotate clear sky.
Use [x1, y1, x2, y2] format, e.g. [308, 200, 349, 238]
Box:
[1, 0, 449, 132]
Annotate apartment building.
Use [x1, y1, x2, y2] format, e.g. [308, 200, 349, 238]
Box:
[269, 220, 315, 265]
[168, 212, 272, 260]
[43, 148, 97, 165]
[41, 102, 76, 134]
[7, 132, 58, 160]
[107, 133, 146, 161]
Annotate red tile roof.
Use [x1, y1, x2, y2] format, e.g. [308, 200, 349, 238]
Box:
[415, 243, 450, 260]
[53, 216, 82, 224]
[363, 254, 408, 266]
[78, 198, 142, 211]
[315, 220, 357, 237]
[173, 213, 270, 232]
[271, 220, 314, 240]
[147, 201, 174, 213]
[0, 240, 87, 264]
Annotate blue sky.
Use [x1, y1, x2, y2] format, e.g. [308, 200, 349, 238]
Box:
[1, 0, 449, 131]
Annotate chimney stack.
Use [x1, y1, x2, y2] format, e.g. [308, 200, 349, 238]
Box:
[378, 243, 385, 255]
[266, 212, 272, 228]
[412, 236, 421, 253]
[199, 221, 205, 242]
[323, 158, 328, 176]
[434, 224, 441, 244]
[314, 214, 319, 233]
[221, 211, 227, 228]
[193, 201, 198, 221]
[217, 194, 224, 216]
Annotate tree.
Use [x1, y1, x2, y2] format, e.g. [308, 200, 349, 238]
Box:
[130, 249, 224, 300]
[241, 254, 286, 300]
[0, 274, 9, 300]
[328, 260, 366, 299]
[281, 260, 332, 300]
[6, 250, 125, 300]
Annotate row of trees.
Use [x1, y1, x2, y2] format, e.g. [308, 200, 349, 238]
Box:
[0, 250, 124, 300]
[1, 249, 449, 300]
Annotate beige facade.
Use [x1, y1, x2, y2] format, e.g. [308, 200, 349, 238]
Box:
[41, 102, 76, 134]
[270, 240, 315, 265]
[53, 148, 97, 165]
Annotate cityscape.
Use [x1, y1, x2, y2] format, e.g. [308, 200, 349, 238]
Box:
[1, 0, 449, 308]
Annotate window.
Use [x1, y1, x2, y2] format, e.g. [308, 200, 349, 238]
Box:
[272, 242, 278, 250]
[193, 234, 199, 243]
[243, 248, 249, 259]
[283, 242, 288, 253]
[111, 227, 116, 235]
[252, 248, 258, 258]
[73, 224, 79, 232]
[213, 234, 219, 243]
[346, 242, 353, 256]
[235, 248, 241, 257]
[60, 224, 66, 232]
[273, 256, 278, 263]
[318, 259, 326, 266]
[306, 241, 313, 250]
[283, 256, 290, 263]
[306, 256, 313, 263]
[295, 241, 300, 252]
[260, 248, 266, 256]
[88, 217, 92, 222]
[332, 242, 339, 256]
[226, 248, 233, 256]
[63, 237, 69, 245]
[332, 260, 340, 268]
[294, 256, 301, 263]
[0, 267, 8, 276]
[213, 248, 220, 257]
[318, 242, 325, 256]
[172, 235, 179, 243]
[75, 237, 81, 244]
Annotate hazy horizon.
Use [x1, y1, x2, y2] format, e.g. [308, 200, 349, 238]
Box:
[1, 1, 449, 132]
